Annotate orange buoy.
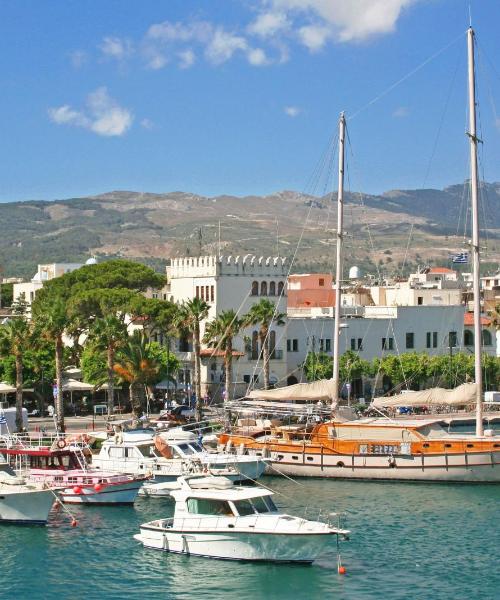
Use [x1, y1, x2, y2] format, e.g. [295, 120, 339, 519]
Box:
[338, 566, 346, 575]
[93, 483, 103, 492]
[73, 486, 82, 494]
[71, 519, 78, 527]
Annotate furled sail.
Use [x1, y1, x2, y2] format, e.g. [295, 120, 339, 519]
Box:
[371, 383, 478, 408]
[247, 379, 338, 403]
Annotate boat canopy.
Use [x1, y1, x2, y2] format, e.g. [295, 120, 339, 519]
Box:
[247, 379, 337, 403]
[371, 383, 478, 408]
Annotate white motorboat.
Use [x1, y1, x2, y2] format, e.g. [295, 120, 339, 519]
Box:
[134, 476, 349, 563]
[139, 474, 233, 497]
[92, 429, 267, 483]
[0, 468, 55, 525]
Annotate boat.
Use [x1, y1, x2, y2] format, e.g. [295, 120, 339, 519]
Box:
[134, 476, 349, 562]
[219, 28, 500, 482]
[0, 461, 55, 525]
[139, 473, 232, 497]
[92, 428, 267, 483]
[0, 433, 147, 504]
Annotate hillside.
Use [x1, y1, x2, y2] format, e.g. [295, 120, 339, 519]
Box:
[1, 183, 500, 279]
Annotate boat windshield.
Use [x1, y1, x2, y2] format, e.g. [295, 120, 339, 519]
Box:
[233, 496, 278, 515]
[188, 443, 204, 453]
[174, 443, 203, 455]
[186, 497, 234, 516]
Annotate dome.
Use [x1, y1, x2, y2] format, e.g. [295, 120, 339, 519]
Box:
[349, 266, 362, 279]
[85, 256, 98, 265]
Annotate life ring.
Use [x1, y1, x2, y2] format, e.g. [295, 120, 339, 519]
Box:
[56, 438, 66, 449]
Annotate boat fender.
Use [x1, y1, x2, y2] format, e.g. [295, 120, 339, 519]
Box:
[388, 455, 396, 468]
[57, 438, 67, 449]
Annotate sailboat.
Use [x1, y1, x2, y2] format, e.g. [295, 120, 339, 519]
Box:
[219, 28, 500, 482]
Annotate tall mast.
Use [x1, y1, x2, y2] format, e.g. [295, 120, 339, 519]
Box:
[467, 27, 483, 437]
[332, 112, 346, 407]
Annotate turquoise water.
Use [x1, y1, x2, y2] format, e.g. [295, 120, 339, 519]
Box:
[1, 477, 498, 600]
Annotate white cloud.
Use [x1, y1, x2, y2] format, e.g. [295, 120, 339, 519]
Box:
[261, 0, 416, 44]
[205, 28, 248, 65]
[178, 49, 196, 69]
[247, 12, 289, 37]
[100, 36, 134, 60]
[298, 24, 331, 52]
[247, 48, 269, 66]
[284, 106, 301, 117]
[140, 118, 154, 130]
[393, 106, 409, 118]
[48, 87, 133, 137]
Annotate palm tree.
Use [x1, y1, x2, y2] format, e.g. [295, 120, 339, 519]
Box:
[113, 331, 162, 415]
[32, 297, 69, 432]
[244, 299, 286, 390]
[175, 298, 210, 420]
[203, 310, 244, 402]
[0, 316, 30, 431]
[88, 315, 128, 416]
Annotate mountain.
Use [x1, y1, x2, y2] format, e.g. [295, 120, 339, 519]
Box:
[1, 183, 499, 279]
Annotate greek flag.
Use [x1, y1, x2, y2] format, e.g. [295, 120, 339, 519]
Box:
[451, 252, 469, 264]
[0, 415, 6, 425]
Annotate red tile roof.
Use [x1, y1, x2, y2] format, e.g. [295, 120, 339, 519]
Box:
[429, 267, 456, 274]
[200, 349, 245, 358]
[464, 312, 491, 326]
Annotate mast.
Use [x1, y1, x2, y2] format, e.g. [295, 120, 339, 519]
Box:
[332, 112, 346, 407]
[467, 27, 483, 437]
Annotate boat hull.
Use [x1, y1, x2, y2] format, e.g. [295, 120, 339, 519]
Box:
[60, 480, 142, 504]
[135, 527, 331, 563]
[0, 488, 55, 525]
[261, 449, 500, 482]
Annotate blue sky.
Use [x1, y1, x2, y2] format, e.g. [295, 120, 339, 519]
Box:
[1, 0, 500, 202]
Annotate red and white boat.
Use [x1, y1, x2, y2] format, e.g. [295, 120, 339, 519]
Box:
[0, 433, 147, 505]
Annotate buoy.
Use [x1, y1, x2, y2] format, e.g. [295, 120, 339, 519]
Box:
[338, 566, 346, 575]
[71, 519, 78, 527]
[93, 483, 103, 492]
[73, 486, 82, 494]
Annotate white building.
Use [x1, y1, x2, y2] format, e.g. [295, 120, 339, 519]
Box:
[285, 304, 483, 396]
[165, 255, 288, 399]
[13, 262, 84, 310]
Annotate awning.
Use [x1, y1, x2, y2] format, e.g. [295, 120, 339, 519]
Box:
[371, 383, 478, 408]
[0, 382, 16, 393]
[247, 379, 338, 403]
[62, 379, 94, 392]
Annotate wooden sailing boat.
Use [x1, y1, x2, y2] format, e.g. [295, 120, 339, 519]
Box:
[220, 28, 500, 482]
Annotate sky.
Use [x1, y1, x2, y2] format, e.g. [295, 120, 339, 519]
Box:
[1, 0, 500, 202]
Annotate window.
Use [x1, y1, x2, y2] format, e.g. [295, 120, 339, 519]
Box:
[187, 498, 233, 516]
[260, 281, 267, 296]
[252, 331, 259, 359]
[200, 286, 205, 300]
[448, 331, 457, 348]
[417, 296, 423, 305]
[269, 331, 276, 358]
[406, 332, 414, 349]
[464, 330, 474, 346]
[232, 499, 255, 516]
[351, 338, 356, 351]
[482, 330, 492, 346]
[287, 339, 291, 352]
[251, 281, 259, 296]
[325, 339, 331, 352]
[292, 339, 298, 352]
[269, 281, 276, 296]
[319, 278, 325, 287]
[210, 286, 214, 302]
[278, 281, 284, 296]
[243, 375, 250, 384]
[205, 286, 209, 301]
[382, 338, 394, 350]
[433, 332, 438, 348]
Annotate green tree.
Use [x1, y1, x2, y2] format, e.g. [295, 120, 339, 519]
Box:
[175, 298, 210, 420]
[375, 352, 431, 391]
[203, 310, 245, 402]
[113, 332, 169, 415]
[244, 300, 286, 390]
[0, 313, 30, 431]
[0, 282, 13, 308]
[32, 297, 69, 432]
[87, 315, 129, 415]
[303, 351, 332, 381]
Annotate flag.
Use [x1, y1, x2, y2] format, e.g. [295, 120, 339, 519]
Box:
[451, 252, 469, 264]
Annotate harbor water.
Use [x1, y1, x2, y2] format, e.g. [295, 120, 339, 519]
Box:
[1, 477, 498, 600]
